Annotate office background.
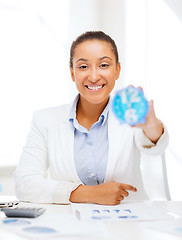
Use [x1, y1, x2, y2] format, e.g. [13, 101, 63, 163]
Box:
[0, 0, 182, 200]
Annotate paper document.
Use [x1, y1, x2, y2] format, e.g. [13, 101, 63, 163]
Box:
[144, 219, 182, 237]
[71, 201, 174, 222]
[0, 213, 107, 239]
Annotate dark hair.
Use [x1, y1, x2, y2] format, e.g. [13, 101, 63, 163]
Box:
[69, 31, 119, 68]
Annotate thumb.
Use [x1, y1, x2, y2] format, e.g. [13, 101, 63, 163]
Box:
[148, 99, 156, 118]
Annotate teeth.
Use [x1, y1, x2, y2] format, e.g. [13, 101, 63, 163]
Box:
[87, 85, 103, 90]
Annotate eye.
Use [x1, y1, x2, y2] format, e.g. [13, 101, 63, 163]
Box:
[79, 65, 88, 69]
[100, 63, 109, 68]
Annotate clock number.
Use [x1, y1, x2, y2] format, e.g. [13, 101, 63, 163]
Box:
[125, 109, 138, 124]
[120, 90, 128, 104]
[128, 88, 141, 103]
[120, 87, 141, 104]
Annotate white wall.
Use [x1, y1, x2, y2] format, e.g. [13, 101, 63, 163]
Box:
[0, 166, 16, 196]
[0, 0, 70, 167]
[146, 0, 182, 200]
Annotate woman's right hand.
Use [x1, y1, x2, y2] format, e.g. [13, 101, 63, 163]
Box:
[70, 181, 137, 205]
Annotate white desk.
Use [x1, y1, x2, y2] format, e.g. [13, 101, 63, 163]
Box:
[0, 201, 182, 240]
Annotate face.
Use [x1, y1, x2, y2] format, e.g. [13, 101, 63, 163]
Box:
[70, 40, 121, 106]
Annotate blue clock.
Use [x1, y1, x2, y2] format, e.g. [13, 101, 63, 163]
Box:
[112, 86, 149, 126]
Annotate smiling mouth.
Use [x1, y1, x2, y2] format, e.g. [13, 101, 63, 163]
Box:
[85, 84, 105, 91]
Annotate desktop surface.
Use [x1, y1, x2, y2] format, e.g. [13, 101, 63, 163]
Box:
[0, 200, 182, 240]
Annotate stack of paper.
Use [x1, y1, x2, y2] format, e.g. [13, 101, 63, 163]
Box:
[71, 201, 174, 222]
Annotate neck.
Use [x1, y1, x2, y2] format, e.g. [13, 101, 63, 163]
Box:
[76, 96, 109, 130]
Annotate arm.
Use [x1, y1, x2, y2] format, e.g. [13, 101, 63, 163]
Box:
[14, 111, 80, 204]
[70, 181, 137, 205]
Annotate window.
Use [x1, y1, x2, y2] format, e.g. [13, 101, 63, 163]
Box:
[0, 0, 69, 166]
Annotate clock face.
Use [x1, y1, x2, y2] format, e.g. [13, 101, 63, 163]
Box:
[112, 86, 149, 125]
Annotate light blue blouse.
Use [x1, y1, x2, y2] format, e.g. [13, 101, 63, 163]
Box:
[69, 95, 109, 185]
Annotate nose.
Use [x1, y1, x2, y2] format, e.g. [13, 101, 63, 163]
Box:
[88, 67, 100, 83]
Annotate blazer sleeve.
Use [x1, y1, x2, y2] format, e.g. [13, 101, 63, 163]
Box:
[14, 111, 80, 204]
[134, 123, 169, 155]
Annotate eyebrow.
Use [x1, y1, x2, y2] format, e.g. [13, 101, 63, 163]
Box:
[76, 56, 112, 63]
[76, 58, 87, 63]
[100, 56, 112, 61]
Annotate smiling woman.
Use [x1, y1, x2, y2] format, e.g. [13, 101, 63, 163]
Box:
[14, 31, 169, 205]
[69, 32, 120, 130]
[70, 39, 121, 128]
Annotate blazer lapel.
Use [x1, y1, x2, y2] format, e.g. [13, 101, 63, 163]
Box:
[105, 112, 124, 182]
[60, 107, 82, 184]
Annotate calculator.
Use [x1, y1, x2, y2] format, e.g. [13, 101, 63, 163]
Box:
[1, 207, 46, 218]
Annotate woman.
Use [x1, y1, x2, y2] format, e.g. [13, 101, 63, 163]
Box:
[15, 31, 168, 205]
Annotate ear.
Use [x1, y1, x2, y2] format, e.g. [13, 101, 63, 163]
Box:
[115, 62, 121, 80]
[70, 67, 75, 82]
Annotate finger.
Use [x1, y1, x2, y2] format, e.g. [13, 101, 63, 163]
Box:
[113, 196, 124, 205]
[120, 183, 137, 192]
[118, 195, 124, 201]
[137, 86, 143, 92]
[120, 189, 129, 197]
[148, 99, 156, 117]
[115, 199, 122, 205]
[127, 84, 134, 88]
